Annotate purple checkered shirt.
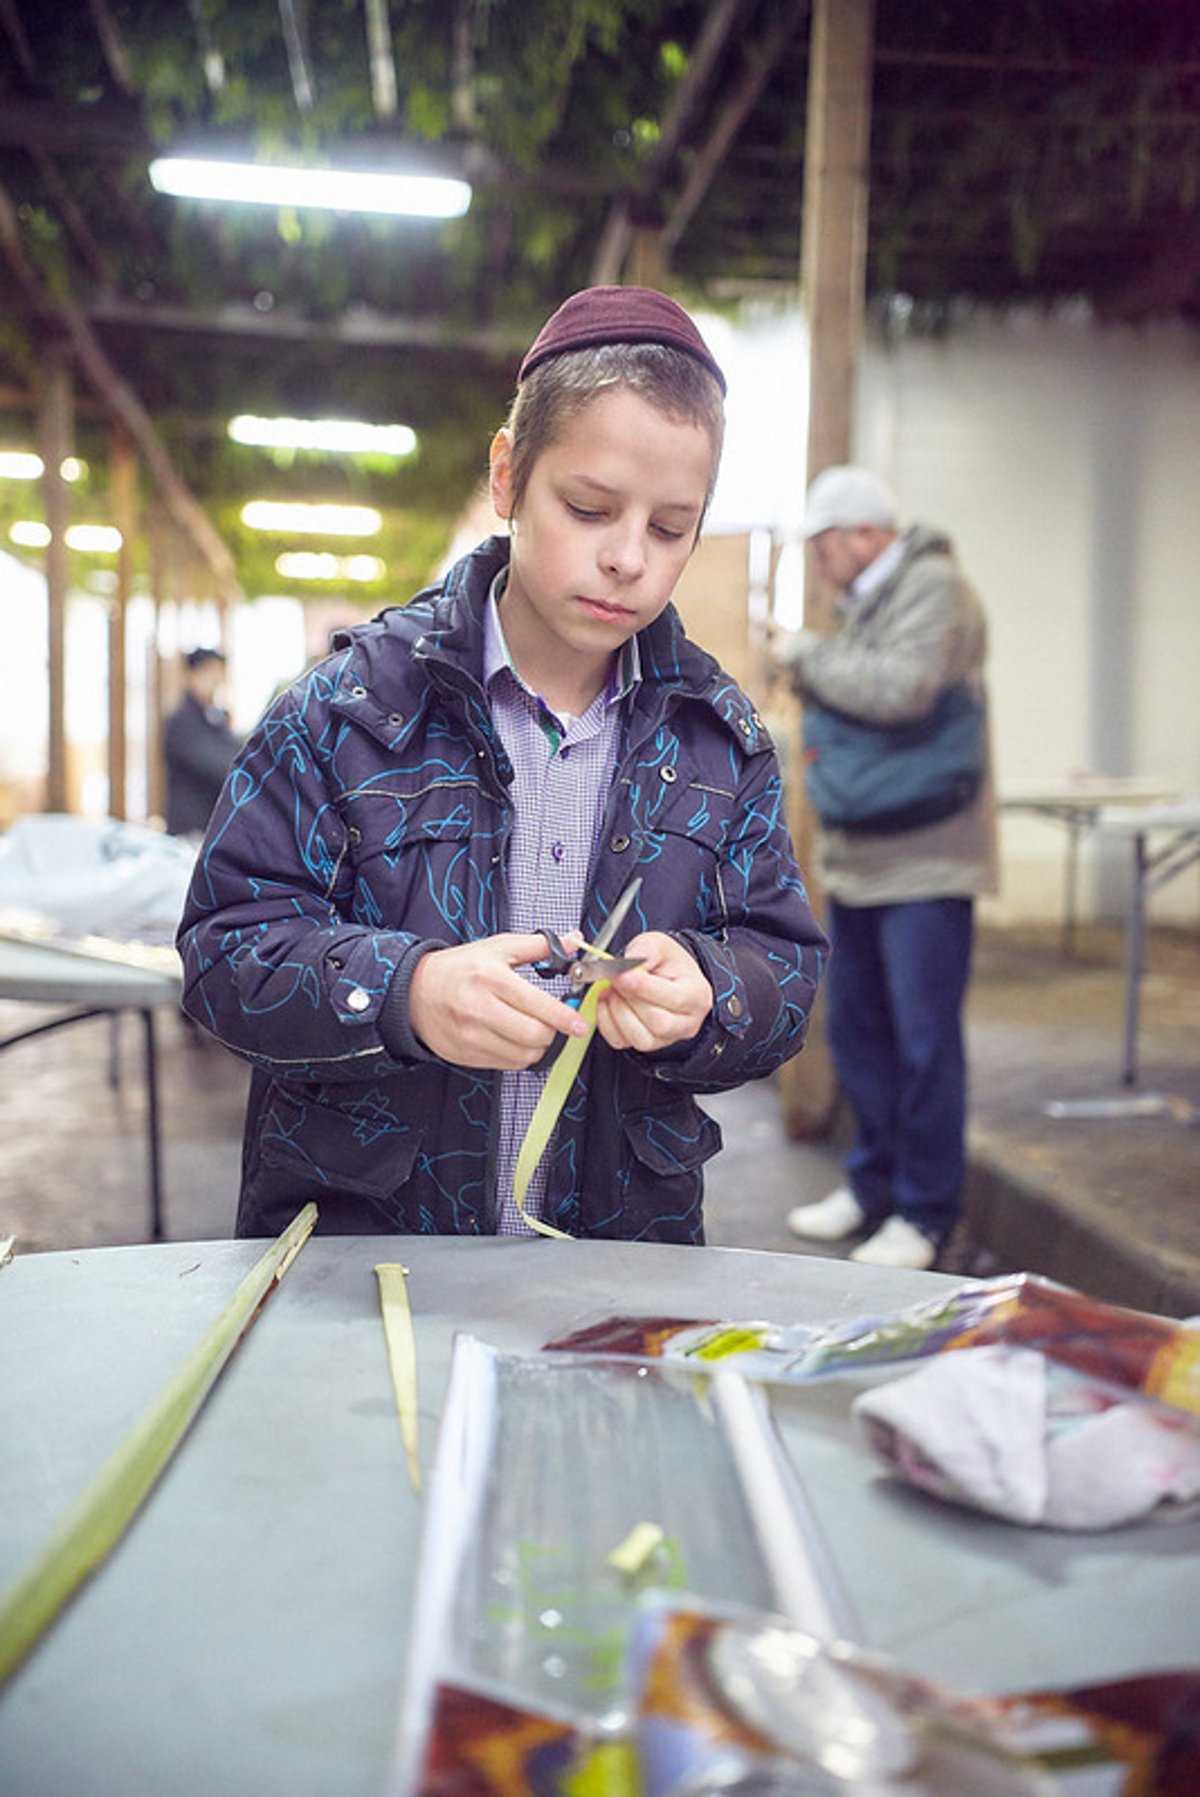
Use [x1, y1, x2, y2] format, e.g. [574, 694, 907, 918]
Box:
[484, 579, 637, 1233]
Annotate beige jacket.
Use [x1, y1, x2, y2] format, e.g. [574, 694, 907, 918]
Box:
[784, 525, 999, 906]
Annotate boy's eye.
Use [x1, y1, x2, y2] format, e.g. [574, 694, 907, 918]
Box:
[652, 522, 687, 542]
[566, 501, 605, 521]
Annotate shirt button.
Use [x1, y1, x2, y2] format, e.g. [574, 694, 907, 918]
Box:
[347, 988, 371, 1013]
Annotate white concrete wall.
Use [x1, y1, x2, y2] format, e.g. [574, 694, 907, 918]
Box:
[855, 313, 1200, 926]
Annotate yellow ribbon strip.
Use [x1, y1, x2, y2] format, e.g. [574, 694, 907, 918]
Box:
[0, 1202, 317, 1691]
[374, 1262, 421, 1491]
[512, 979, 608, 1239]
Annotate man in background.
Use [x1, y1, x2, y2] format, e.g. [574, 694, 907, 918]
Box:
[776, 466, 997, 1269]
[164, 648, 240, 839]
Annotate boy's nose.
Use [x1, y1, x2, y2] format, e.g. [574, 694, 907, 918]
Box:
[601, 524, 646, 581]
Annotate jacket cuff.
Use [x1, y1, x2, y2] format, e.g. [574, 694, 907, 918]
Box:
[641, 929, 749, 1077]
[379, 938, 447, 1062]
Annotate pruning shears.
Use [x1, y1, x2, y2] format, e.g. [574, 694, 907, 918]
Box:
[530, 875, 644, 1072]
[534, 874, 645, 997]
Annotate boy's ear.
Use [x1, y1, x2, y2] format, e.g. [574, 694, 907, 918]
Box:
[488, 428, 514, 520]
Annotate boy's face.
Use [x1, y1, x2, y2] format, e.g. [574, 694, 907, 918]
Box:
[490, 386, 714, 704]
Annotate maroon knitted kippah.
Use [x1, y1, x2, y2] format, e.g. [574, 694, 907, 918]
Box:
[517, 285, 726, 393]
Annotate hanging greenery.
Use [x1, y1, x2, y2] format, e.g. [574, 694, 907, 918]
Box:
[3, 0, 1200, 598]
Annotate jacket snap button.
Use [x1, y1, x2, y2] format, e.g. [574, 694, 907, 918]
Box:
[611, 833, 631, 853]
[659, 765, 677, 783]
[346, 988, 370, 1013]
[388, 712, 404, 727]
[348, 826, 362, 846]
[739, 719, 752, 736]
[351, 684, 367, 700]
[728, 996, 744, 1019]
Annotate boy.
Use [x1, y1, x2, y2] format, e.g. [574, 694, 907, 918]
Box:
[178, 286, 827, 1240]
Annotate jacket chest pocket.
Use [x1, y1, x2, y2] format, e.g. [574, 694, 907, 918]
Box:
[620, 772, 738, 929]
[341, 780, 500, 940]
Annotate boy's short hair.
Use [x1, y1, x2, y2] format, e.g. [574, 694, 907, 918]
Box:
[184, 647, 225, 672]
[505, 340, 726, 516]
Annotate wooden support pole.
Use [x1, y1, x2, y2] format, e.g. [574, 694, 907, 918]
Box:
[801, 0, 874, 500]
[0, 179, 241, 604]
[777, 0, 875, 1141]
[108, 424, 137, 820]
[36, 342, 73, 814]
[145, 505, 171, 827]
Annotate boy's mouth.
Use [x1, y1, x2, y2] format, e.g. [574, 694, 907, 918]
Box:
[577, 596, 633, 625]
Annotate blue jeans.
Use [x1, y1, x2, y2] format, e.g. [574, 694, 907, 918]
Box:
[826, 895, 974, 1244]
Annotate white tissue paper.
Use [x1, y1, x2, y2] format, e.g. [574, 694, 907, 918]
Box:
[853, 1343, 1200, 1530]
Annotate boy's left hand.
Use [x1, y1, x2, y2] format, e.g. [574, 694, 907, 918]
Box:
[593, 931, 712, 1053]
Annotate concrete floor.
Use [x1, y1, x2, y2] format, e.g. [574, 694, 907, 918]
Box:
[2, 923, 1197, 1316]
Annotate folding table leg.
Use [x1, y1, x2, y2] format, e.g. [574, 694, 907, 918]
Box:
[138, 1009, 165, 1240]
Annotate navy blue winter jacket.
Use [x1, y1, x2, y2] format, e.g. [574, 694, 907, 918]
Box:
[178, 536, 827, 1241]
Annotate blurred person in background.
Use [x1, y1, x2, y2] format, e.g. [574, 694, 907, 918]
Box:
[164, 648, 241, 839]
[775, 465, 997, 1271]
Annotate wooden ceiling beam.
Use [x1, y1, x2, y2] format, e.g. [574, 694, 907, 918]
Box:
[0, 179, 242, 600]
[590, 0, 747, 285]
[0, 0, 36, 80]
[0, 98, 149, 157]
[86, 294, 530, 358]
[661, 0, 808, 259]
[87, 0, 135, 96]
[185, 0, 227, 94]
[364, 0, 398, 120]
[278, 0, 316, 112]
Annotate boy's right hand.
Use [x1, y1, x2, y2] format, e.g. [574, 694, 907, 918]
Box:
[408, 934, 592, 1070]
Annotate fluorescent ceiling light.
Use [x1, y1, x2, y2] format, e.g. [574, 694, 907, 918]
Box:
[68, 525, 121, 553]
[150, 156, 471, 219]
[241, 500, 382, 536]
[229, 415, 416, 456]
[0, 453, 84, 481]
[0, 453, 43, 480]
[275, 552, 387, 581]
[10, 521, 122, 551]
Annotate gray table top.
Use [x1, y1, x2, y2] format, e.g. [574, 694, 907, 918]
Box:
[0, 935, 181, 1010]
[2, 1236, 1197, 1797]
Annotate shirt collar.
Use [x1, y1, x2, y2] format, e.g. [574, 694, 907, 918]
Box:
[849, 532, 905, 602]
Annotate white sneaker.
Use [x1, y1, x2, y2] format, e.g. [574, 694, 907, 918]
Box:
[848, 1215, 937, 1271]
[786, 1186, 866, 1242]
